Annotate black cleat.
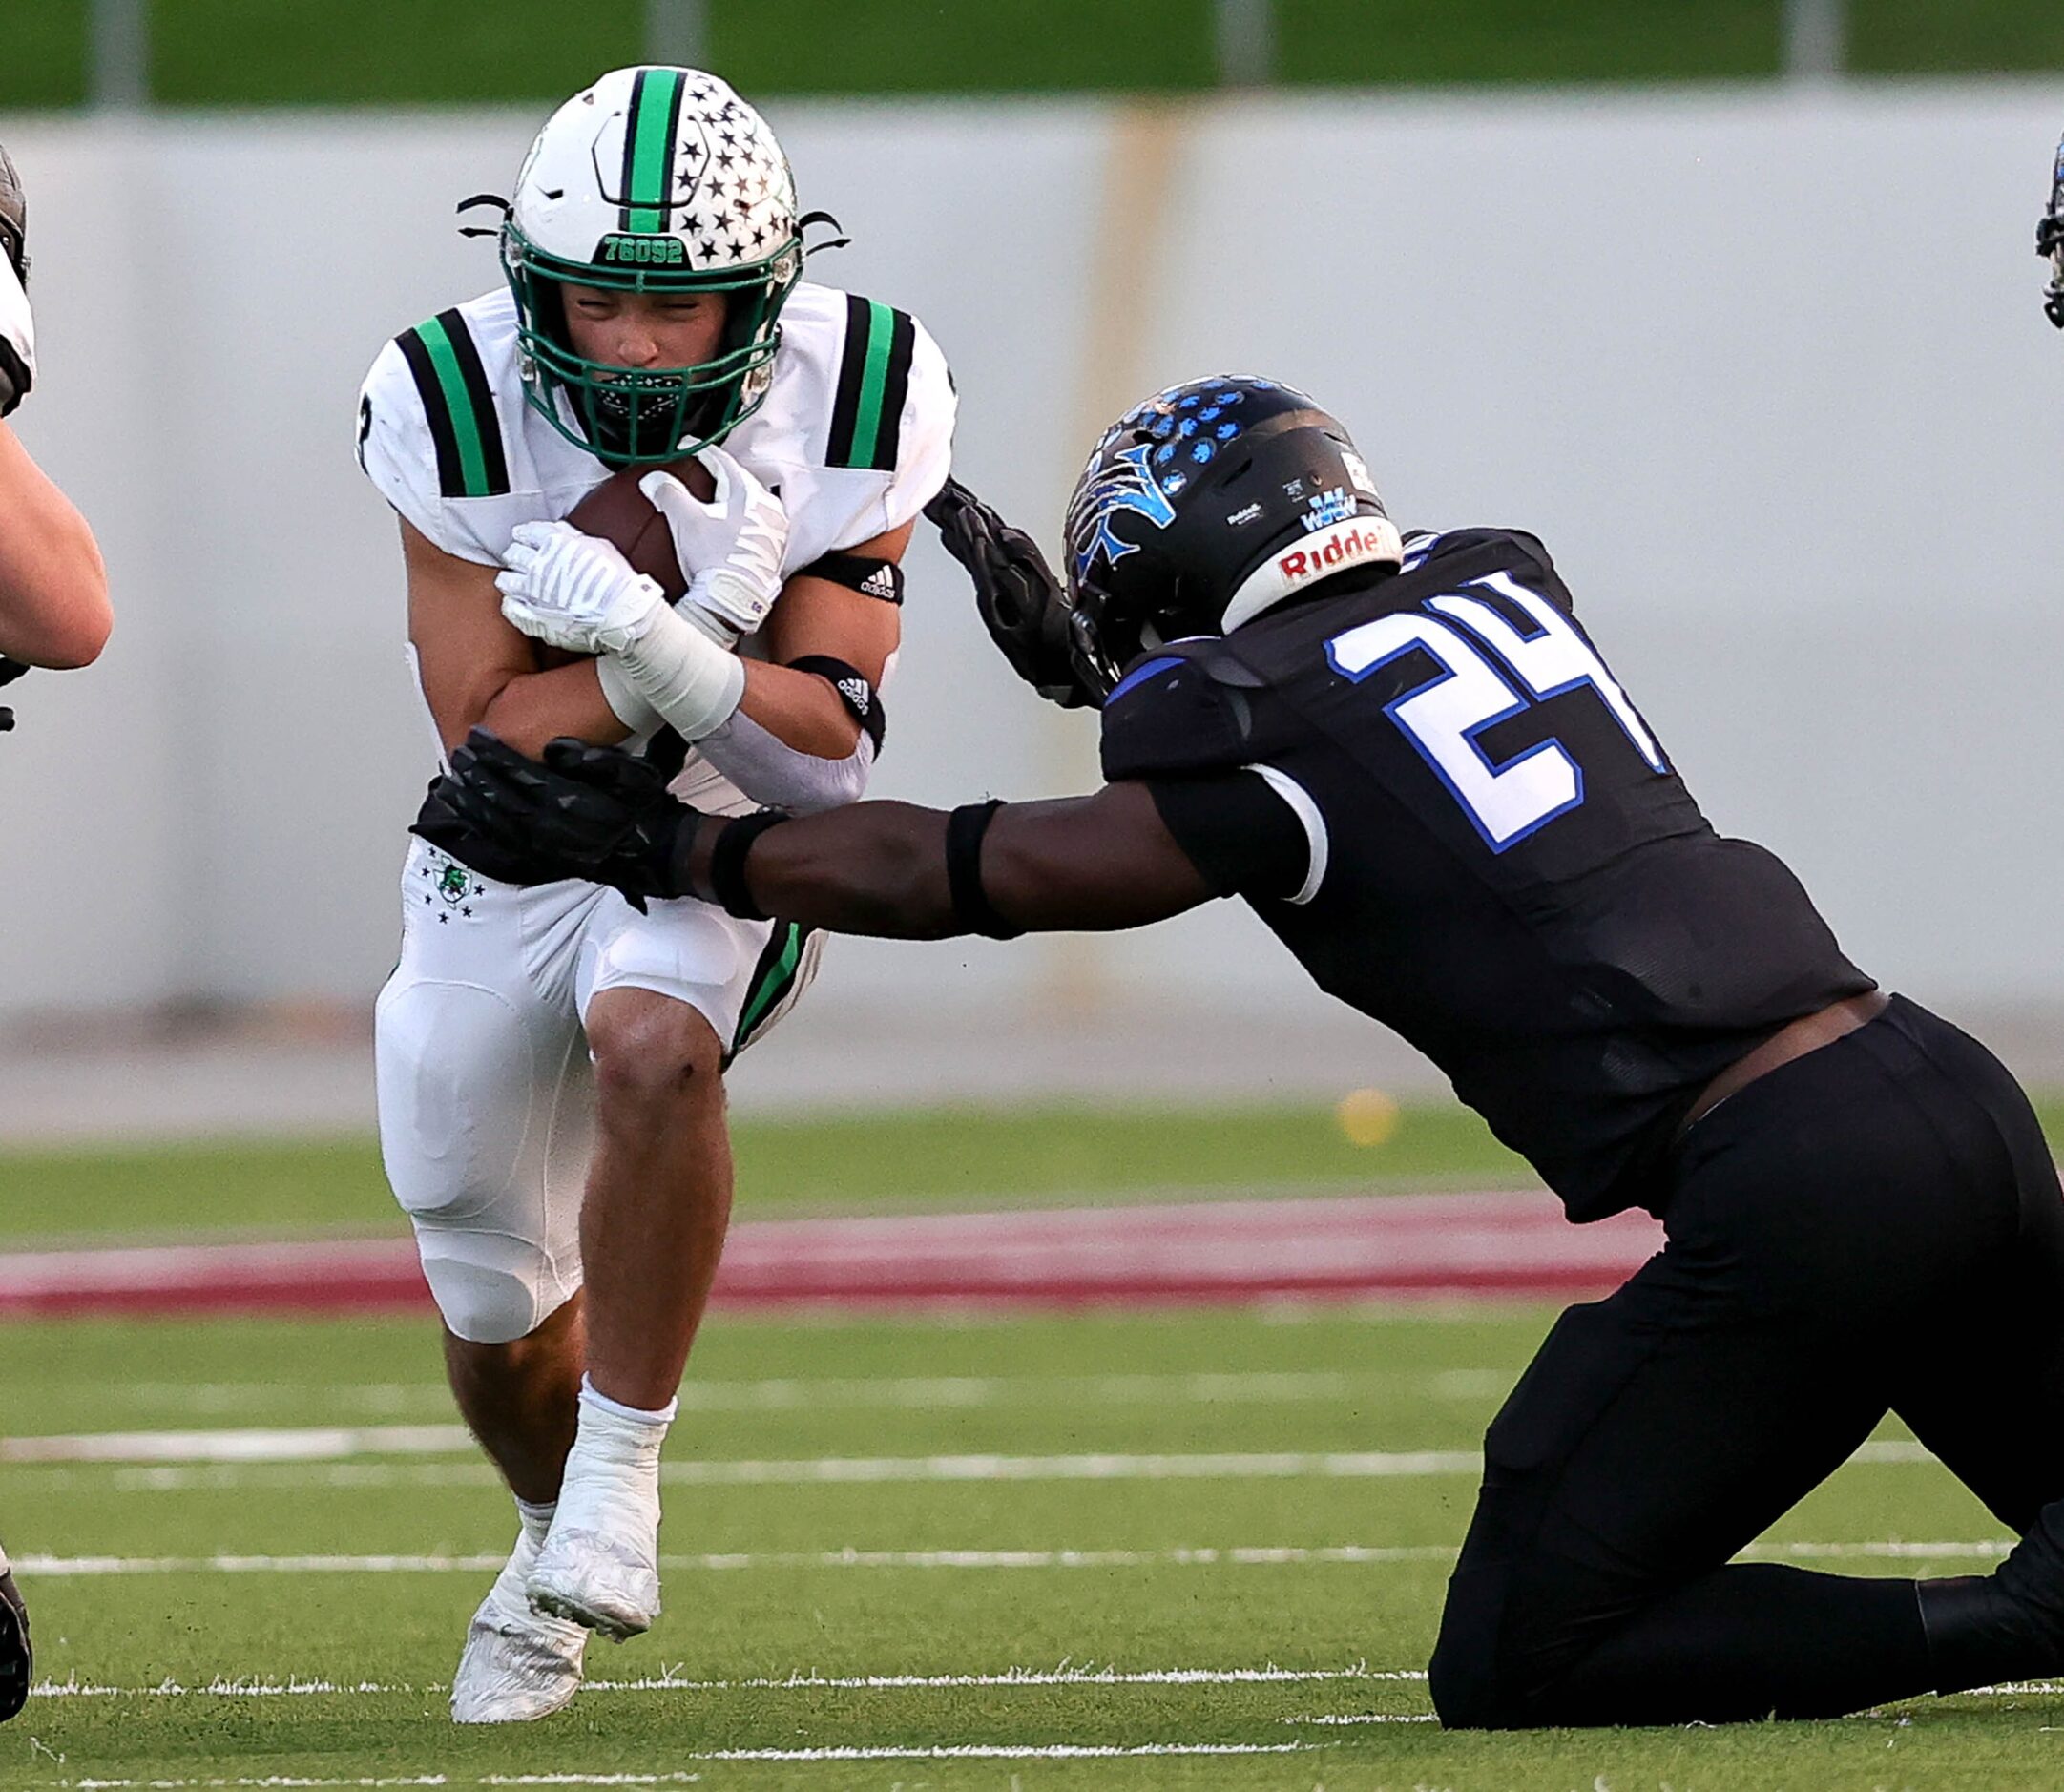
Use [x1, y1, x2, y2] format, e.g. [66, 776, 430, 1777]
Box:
[0, 1570, 29, 1721]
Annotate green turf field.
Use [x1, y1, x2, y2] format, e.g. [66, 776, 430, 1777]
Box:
[0, 1302, 2046, 1788]
[0, 1101, 1532, 1246]
[7, 0, 2064, 109]
[7, 1093, 2064, 1247]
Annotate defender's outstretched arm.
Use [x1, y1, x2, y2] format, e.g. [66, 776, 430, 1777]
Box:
[698, 781, 1216, 938]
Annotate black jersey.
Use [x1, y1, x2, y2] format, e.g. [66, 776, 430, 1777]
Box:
[1102, 526, 1873, 1220]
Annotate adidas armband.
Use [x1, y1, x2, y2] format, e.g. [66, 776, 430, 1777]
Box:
[799, 552, 904, 606]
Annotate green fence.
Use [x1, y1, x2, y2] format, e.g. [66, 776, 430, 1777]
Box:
[5, 0, 2063, 111]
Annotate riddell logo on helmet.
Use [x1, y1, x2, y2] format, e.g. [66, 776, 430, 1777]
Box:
[1276, 524, 1390, 587]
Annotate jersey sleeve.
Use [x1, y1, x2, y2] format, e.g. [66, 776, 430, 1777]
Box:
[354, 330, 506, 567]
[1099, 653, 1257, 783]
[815, 301, 956, 552]
[1144, 770, 1315, 902]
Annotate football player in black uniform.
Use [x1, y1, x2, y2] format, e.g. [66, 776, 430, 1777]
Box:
[423, 376, 2064, 1727]
[0, 142, 111, 729]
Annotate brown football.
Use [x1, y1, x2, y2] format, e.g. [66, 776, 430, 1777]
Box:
[535, 456, 716, 668]
[565, 454, 715, 601]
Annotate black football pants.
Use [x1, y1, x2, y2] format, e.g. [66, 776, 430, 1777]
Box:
[1428, 994, 2064, 1727]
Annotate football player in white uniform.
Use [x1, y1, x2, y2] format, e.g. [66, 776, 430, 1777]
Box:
[355, 68, 953, 1722]
[0, 141, 112, 727]
[2040, 131, 2064, 330]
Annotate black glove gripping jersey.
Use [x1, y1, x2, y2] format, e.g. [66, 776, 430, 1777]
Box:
[1103, 527, 1874, 1219]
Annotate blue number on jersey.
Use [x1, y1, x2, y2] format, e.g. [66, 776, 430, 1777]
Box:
[1325, 570, 1667, 851]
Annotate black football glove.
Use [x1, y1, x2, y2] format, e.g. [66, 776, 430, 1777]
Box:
[924, 476, 1095, 710]
[414, 730, 699, 911]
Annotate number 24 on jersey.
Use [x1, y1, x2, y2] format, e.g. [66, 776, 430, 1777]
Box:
[1325, 571, 1667, 851]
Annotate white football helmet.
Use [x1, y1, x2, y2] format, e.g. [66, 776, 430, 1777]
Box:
[501, 67, 804, 465]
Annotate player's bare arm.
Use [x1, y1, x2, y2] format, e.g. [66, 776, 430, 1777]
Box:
[740, 519, 908, 756]
[0, 145, 110, 674]
[0, 426, 110, 670]
[403, 518, 627, 755]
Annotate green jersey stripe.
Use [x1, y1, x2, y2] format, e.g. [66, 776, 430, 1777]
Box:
[845, 300, 897, 472]
[825, 296, 918, 471]
[395, 312, 509, 500]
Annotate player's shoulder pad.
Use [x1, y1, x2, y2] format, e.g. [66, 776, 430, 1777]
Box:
[809, 286, 955, 531]
[1099, 641, 1272, 783]
[1404, 525, 1570, 611]
[357, 303, 514, 561]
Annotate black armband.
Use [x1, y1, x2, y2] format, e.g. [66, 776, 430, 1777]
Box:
[707, 810, 791, 921]
[798, 551, 904, 606]
[786, 654, 886, 752]
[946, 799, 1024, 940]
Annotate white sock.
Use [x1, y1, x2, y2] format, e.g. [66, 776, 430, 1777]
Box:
[513, 1496, 556, 1552]
[573, 1374, 675, 1469]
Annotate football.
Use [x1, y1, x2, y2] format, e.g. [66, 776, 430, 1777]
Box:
[564, 454, 716, 602]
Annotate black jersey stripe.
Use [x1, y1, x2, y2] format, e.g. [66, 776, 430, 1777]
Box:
[394, 324, 466, 500]
[865, 303, 917, 472]
[393, 313, 508, 500]
[825, 294, 874, 469]
[826, 296, 919, 472]
[433, 308, 511, 497]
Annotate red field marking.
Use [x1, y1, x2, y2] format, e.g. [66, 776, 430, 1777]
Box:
[0, 1193, 1664, 1321]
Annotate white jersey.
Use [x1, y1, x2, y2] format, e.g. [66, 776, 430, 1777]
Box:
[355, 280, 954, 809]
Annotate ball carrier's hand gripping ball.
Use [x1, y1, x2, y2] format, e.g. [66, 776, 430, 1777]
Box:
[1061, 376, 1403, 700]
[2040, 132, 2064, 330]
[500, 67, 808, 468]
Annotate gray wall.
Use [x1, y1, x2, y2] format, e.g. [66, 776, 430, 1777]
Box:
[3, 84, 2062, 1036]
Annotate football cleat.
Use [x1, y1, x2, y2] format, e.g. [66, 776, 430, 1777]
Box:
[450, 1527, 588, 1723]
[526, 1435, 663, 1639]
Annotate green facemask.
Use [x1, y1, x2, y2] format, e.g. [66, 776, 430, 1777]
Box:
[502, 222, 803, 468]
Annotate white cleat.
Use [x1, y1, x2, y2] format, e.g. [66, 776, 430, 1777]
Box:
[528, 1378, 671, 1641]
[526, 1503, 660, 1641]
[451, 1529, 589, 1723]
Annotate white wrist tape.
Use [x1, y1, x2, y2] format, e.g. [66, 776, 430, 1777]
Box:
[595, 654, 663, 734]
[610, 598, 745, 742]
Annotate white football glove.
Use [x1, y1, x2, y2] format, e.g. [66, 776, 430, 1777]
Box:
[639, 444, 790, 642]
[0, 256, 33, 420]
[496, 519, 747, 744]
[496, 521, 668, 657]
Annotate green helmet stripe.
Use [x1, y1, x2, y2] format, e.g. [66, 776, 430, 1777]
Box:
[622, 67, 685, 235]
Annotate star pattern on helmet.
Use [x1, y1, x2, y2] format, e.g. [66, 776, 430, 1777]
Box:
[653, 79, 796, 271]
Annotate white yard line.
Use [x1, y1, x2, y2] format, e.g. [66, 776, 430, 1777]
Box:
[17, 1545, 1458, 1579]
[4, 1435, 1939, 1487]
[33, 1746, 1329, 1785]
[13, 1539, 2012, 1582]
[69, 1366, 1512, 1419]
[30, 1663, 1414, 1700]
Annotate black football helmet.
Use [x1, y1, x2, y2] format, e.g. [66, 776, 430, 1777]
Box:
[2041, 132, 2064, 330]
[1061, 376, 1401, 698]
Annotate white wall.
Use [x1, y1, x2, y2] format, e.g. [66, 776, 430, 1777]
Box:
[3, 84, 2062, 1036]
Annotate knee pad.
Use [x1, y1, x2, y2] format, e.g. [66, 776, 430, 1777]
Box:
[414, 1228, 577, 1346]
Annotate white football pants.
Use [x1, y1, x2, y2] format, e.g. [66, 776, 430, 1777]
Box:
[374, 837, 821, 1344]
